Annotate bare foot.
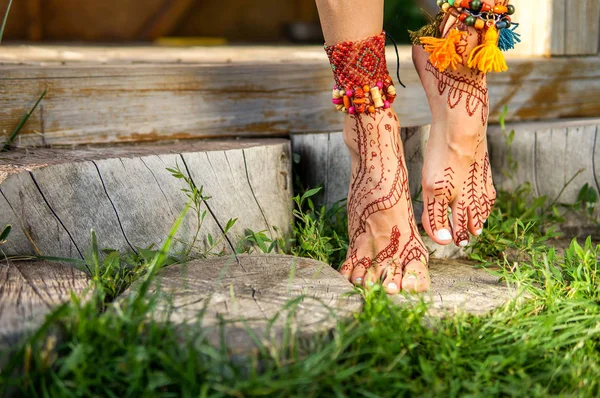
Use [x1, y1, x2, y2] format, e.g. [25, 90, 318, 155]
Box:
[339, 109, 429, 294]
[325, 32, 429, 293]
[413, 11, 497, 247]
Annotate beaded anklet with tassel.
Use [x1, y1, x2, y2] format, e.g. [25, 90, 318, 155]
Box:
[412, 0, 520, 74]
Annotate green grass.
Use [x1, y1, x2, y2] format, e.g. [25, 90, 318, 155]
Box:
[2, 115, 600, 397]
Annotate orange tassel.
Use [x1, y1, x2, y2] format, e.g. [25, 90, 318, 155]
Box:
[467, 26, 508, 73]
[420, 29, 465, 72]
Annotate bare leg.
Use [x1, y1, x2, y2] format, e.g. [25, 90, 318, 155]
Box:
[316, 0, 429, 293]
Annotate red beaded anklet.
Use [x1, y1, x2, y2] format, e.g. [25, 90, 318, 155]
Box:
[325, 31, 396, 114]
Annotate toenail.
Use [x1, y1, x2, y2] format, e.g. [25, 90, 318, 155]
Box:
[407, 274, 417, 280]
[459, 240, 468, 247]
[387, 282, 398, 291]
[355, 277, 362, 283]
[475, 229, 483, 236]
[437, 229, 452, 241]
[368, 281, 375, 287]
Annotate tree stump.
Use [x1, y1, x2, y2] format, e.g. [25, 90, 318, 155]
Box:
[0, 139, 293, 259]
[125, 254, 363, 355]
[0, 260, 89, 355]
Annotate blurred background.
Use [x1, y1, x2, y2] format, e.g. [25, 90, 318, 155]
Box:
[0, 0, 434, 44]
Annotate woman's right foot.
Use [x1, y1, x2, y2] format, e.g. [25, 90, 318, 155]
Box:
[412, 12, 496, 247]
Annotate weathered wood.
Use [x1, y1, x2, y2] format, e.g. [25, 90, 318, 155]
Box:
[511, 0, 600, 56]
[126, 254, 362, 354]
[0, 260, 89, 352]
[0, 139, 293, 258]
[489, 118, 600, 237]
[0, 46, 598, 147]
[393, 258, 512, 316]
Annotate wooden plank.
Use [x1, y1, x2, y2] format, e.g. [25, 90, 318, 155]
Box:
[0, 139, 293, 259]
[124, 254, 362, 354]
[512, 0, 600, 56]
[0, 260, 89, 353]
[137, 0, 196, 40]
[564, 0, 600, 55]
[0, 47, 599, 147]
[26, 0, 43, 41]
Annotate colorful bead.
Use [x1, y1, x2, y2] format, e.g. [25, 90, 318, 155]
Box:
[465, 15, 476, 26]
[469, 0, 482, 12]
[383, 101, 391, 109]
[376, 81, 383, 89]
[332, 97, 343, 105]
[493, 5, 508, 14]
[348, 106, 356, 115]
[474, 18, 485, 29]
[459, 13, 468, 21]
[507, 4, 515, 15]
[345, 89, 353, 97]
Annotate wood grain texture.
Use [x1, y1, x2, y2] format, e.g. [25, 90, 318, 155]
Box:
[124, 254, 362, 355]
[0, 139, 293, 258]
[0, 46, 598, 147]
[0, 260, 89, 352]
[488, 118, 600, 237]
[393, 258, 513, 316]
[512, 0, 600, 56]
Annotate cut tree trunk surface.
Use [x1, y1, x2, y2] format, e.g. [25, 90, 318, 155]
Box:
[1, 46, 598, 147]
[124, 254, 511, 354]
[0, 260, 89, 354]
[0, 139, 293, 259]
[124, 254, 363, 355]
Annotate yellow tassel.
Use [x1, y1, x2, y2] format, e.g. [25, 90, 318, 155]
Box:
[420, 29, 465, 72]
[467, 26, 508, 73]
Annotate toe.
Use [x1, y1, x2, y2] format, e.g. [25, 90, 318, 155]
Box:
[339, 260, 353, 280]
[422, 194, 453, 245]
[450, 197, 470, 248]
[467, 202, 484, 237]
[350, 259, 370, 286]
[381, 261, 403, 294]
[401, 260, 430, 293]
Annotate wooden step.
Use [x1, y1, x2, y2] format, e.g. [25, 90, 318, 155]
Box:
[125, 254, 511, 355]
[1, 45, 599, 147]
[0, 139, 292, 259]
[0, 260, 89, 358]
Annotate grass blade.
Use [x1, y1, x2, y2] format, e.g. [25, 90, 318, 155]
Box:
[0, 0, 12, 44]
[2, 89, 47, 152]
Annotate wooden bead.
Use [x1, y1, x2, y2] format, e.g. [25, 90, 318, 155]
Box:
[442, 3, 451, 12]
[459, 13, 468, 21]
[387, 86, 396, 96]
[493, 5, 508, 14]
[332, 89, 341, 99]
[343, 96, 351, 109]
[368, 105, 375, 114]
[474, 18, 485, 29]
[507, 4, 515, 15]
[470, 0, 482, 11]
[465, 15, 476, 26]
[370, 86, 384, 108]
[363, 85, 370, 93]
[449, 7, 461, 17]
[481, 3, 491, 12]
